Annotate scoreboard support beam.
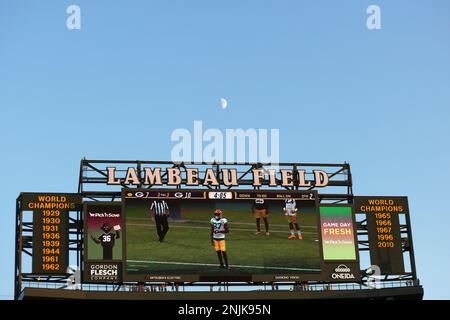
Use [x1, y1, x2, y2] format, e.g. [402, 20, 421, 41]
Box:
[14, 196, 22, 300]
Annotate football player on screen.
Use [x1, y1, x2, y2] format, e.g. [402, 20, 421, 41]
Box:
[283, 199, 302, 239]
[90, 222, 121, 260]
[252, 198, 270, 236]
[210, 209, 230, 269]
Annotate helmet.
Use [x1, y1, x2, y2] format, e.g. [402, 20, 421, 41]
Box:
[214, 209, 222, 215]
[101, 223, 112, 233]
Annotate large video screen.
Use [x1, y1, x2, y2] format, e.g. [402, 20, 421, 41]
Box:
[123, 189, 322, 282]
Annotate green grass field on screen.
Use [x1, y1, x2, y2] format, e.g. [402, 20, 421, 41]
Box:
[125, 200, 321, 275]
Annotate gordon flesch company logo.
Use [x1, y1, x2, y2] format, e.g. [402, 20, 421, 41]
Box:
[331, 264, 355, 280]
[88, 263, 120, 281]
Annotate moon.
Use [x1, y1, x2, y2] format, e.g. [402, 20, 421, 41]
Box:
[220, 98, 228, 109]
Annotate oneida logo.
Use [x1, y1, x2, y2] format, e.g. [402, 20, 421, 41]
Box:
[331, 264, 355, 280]
[334, 265, 351, 273]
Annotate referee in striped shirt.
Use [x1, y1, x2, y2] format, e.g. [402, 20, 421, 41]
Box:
[150, 200, 170, 242]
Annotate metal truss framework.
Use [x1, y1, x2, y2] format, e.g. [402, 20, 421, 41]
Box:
[14, 159, 418, 299]
[78, 159, 354, 201]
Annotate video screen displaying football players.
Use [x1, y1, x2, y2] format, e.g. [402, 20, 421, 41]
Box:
[124, 191, 321, 281]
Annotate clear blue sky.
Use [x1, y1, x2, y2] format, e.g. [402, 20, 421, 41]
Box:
[1, 0, 449, 299]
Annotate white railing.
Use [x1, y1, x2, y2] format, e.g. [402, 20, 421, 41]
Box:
[21, 279, 418, 294]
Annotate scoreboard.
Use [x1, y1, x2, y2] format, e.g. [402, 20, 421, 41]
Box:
[13, 160, 420, 301]
[117, 188, 361, 282]
[122, 188, 322, 282]
[22, 193, 82, 274]
[354, 196, 407, 274]
[19, 191, 412, 282]
[124, 189, 316, 200]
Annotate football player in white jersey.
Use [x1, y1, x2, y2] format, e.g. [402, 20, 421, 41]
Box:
[283, 199, 302, 239]
[210, 209, 230, 269]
